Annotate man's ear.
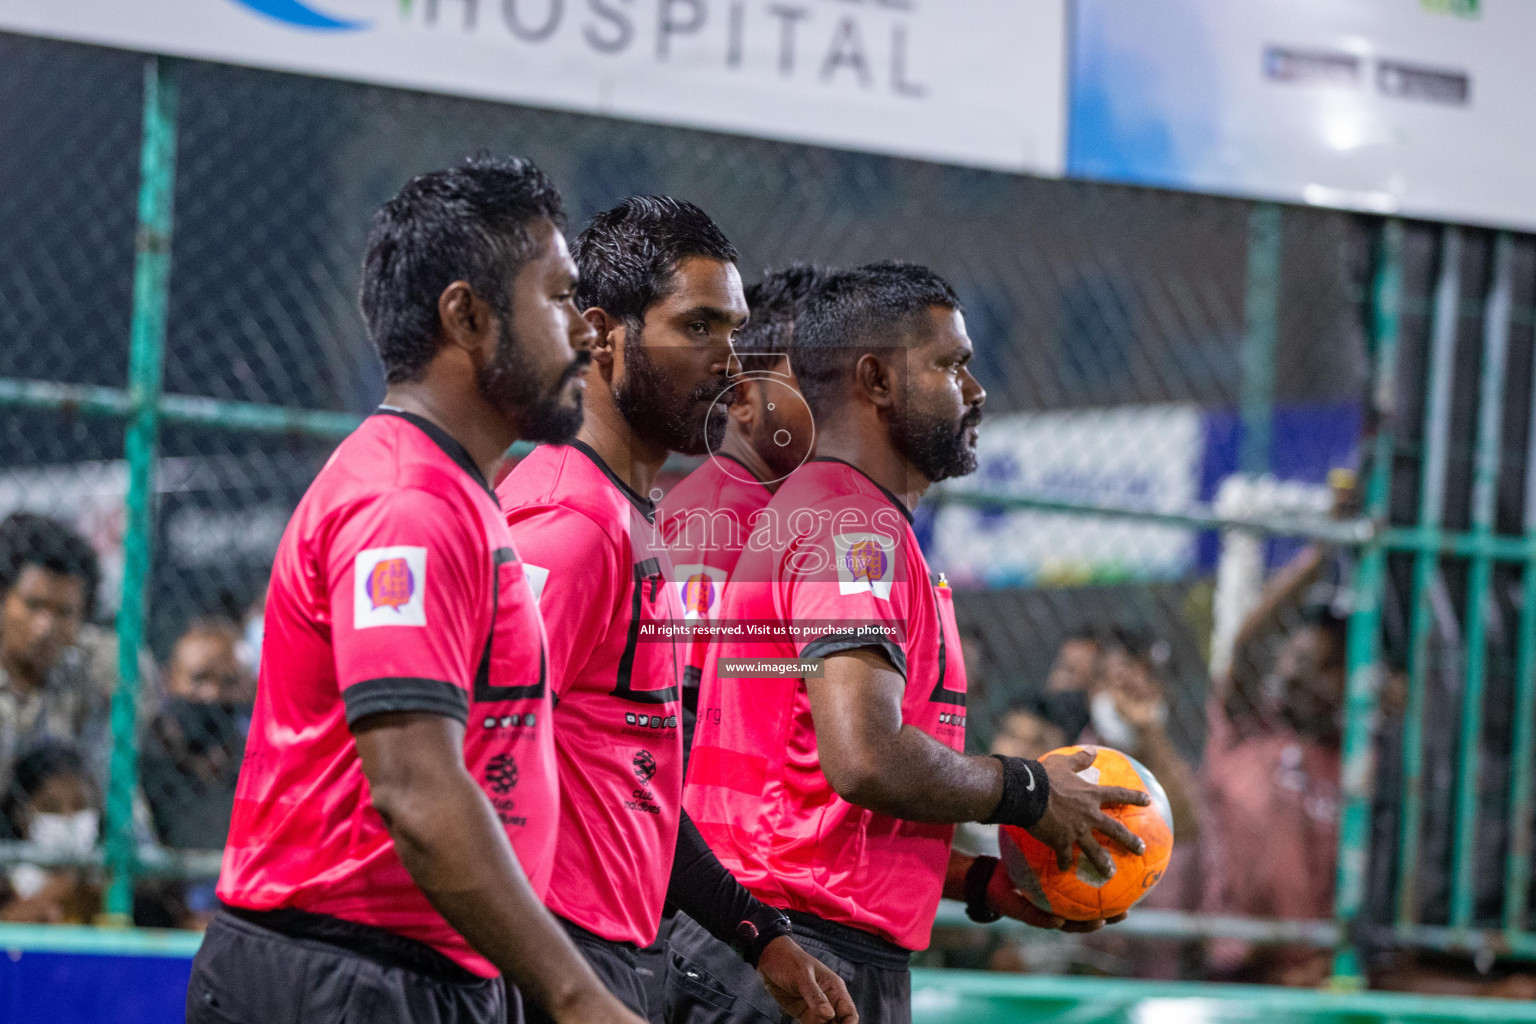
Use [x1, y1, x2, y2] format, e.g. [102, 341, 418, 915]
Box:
[583, 307, 622, 367]
[853, 352, 897, 411]
[437, 281, 493, 355]
[728, 378, 757, 426]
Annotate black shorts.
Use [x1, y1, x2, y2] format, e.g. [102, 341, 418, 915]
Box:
[521, 916, 649, 1024]
[663, 909, 911, 1024]
[188, 905, 511, 1024]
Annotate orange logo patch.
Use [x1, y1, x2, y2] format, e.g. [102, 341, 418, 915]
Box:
[367, 557, 415, 611]
[682, 574, 715, 616]
[843, 540, 888, 584]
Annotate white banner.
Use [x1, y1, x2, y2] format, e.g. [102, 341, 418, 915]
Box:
[0, 0, 1067, 175]
[1070, 0, 1536, 230]
[930, 404, 1205, 588]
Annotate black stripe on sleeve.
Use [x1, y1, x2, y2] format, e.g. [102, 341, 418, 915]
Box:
[344, 677, 470, 727]
[800, 633, 908, 680]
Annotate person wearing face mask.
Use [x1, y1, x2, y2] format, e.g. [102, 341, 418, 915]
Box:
[140, 617, 254, 852]
[1071, 629, 1203, 979]
[1077, 629, 1199, 844]
[0, 742, 102, 923]
[1032, 629, 1100, 742]
[0, 514, 111, 799]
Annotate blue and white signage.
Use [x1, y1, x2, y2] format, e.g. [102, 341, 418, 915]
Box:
[1070, 0, 1536, 230]
[0, 0, 1068, 176]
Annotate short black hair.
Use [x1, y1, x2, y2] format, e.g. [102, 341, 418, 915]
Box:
[572, 196, 738, 323]
[736, 264, 826, 362]
[0, 512, 99, 617]
[361, 155, 565, 384]
[793, 261, 962, 419]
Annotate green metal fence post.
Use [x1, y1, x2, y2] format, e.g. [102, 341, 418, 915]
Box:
[1505, 322, 1536, 933]
[103, 55, 179, 924]
[1240, 203, 1282, 475]
[1451, 231, 1513, 930]
[1396, 226, 1461, 926]
[1332, 218, 1403, 987]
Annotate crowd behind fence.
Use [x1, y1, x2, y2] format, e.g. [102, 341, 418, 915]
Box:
[2, 32, 1536, 995]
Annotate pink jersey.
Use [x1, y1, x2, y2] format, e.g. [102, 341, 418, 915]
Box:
[684, 458, 967, 950]
[658, 455, 773, 700]
[218, 410, 558, 978]
[498, 442, 685, 947]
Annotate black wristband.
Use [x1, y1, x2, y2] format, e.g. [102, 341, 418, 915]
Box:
[963, 855, 1002, 923]
[735, 906, 792, 967]
[981, 755, 1050, 829]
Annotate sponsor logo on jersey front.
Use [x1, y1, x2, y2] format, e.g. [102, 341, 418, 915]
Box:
[484, 753, 520, 794]
[625, 749, 662, 815]
[354, 546, 427, 627]
[833, 532, 897, 600]
[483, 753, 527, 827]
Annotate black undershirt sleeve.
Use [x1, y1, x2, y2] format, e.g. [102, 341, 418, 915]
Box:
[666, 809, 766, 953]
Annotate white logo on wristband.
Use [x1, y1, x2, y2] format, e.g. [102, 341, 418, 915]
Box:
[1023, 763, 1036, 791]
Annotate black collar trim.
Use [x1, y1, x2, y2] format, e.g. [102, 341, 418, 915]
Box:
[712, 452, 772, 491]
[374, 406, 496, 502]
[570, 440, 656, 522]
[809, 457, 915, 525]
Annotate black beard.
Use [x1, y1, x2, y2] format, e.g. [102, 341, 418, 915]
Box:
[892, 403, 982, 482]
[475, 319, 589, 444]
[615, 328, 729, 456]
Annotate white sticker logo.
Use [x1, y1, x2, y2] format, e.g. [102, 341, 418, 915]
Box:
[833, 532, 898, 600]
[523, 564, 550, 604]
[354, 546, 427, 628]
[673, 563, 726, 621]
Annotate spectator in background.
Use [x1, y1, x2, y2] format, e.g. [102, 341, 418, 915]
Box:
[0, 514, 110, 796]
[1073, 628, 1202, 979]
[1033, 626, 1200, 846]
[1034, 628, 1099, 741]
[1080, 629, 1200, 845]
[1202, 608, 1348, 986]
[0, 742, 102, 923]
[140, 618, 252, 852]
[990, 705, 1068, 763]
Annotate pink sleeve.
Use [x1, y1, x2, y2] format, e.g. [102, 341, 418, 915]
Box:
[327, 489, 487, 726]
[783, 512, 914, 678]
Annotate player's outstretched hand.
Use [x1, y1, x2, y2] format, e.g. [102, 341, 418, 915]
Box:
[1028, 749, 1150, 877]
[757, 935, 860, 1024]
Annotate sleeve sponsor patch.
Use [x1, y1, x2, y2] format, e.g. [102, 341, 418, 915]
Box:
[523, 564, 550, 604]
[673, 563, 726, 620]
[833, 532, 898, 600]
[354, 546, 428, 628]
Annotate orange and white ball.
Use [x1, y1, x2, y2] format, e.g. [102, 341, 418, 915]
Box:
[998, 745, 1173, 922]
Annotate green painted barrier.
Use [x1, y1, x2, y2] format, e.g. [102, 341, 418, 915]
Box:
[909, 971, 1536, 1024]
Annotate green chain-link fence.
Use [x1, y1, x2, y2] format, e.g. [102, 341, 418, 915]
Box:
[2, 31, 1535, 993]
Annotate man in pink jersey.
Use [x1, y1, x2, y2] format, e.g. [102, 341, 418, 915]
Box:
[679, 263, 1152, 1023]
[498, 198, 855, 1024]
[193, 158, 645, 1024]
[660, 264, 822, 755]
[648, 266, 823, 1017]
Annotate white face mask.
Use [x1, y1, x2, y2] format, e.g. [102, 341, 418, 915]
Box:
[28, 809, 99, 858]
[1090, 691, 1138, 748]
[8, 863, 49, 900]
[239, 615, 264, 676]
